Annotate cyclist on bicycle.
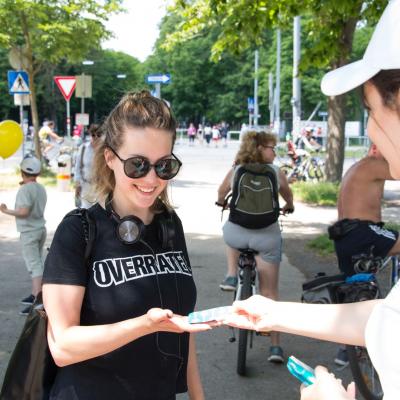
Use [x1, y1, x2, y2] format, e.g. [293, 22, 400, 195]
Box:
[39, 120, 62, 159]
[328, 143, 400, 365]
[217, 130, 294, 363]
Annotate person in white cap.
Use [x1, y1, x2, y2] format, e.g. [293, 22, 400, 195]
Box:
[0, 156, 47, 316]
[222, 1, 400, 399]
[321, 0, 400, 179]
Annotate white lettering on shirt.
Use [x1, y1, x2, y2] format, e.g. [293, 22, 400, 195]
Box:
[92, 251, 192, 287]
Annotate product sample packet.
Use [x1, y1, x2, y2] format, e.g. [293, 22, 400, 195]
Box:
[188, 306, 233, 324]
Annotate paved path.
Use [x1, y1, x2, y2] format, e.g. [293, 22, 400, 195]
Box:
[1, 141, 400, 399]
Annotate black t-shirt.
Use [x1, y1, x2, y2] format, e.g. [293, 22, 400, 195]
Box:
[43, 204, 197, 400]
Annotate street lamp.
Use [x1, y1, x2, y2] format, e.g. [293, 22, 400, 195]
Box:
[116, 74, 126, 79]
[82, 60, 94, 66]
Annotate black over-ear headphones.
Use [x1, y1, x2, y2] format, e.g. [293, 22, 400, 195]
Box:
[105, 195, 175, 249]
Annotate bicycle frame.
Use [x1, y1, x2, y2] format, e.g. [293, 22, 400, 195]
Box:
[234, 251, 257, 302]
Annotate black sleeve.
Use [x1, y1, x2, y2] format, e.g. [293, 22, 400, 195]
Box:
[43, 213, 88, 286]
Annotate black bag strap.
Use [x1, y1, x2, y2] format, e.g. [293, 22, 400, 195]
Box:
[64, 208, 96, 262]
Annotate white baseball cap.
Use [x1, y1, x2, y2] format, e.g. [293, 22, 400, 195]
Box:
[21, 156, 41, 175]
[321, 0, 400, 96]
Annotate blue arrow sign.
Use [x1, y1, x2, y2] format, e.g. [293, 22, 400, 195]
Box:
[146, 74, 171, 84]
[8, 70, 30, 94]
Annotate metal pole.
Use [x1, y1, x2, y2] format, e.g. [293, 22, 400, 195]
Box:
[307, 101, 322, 122]
[81, 72, 85, 114]
[292, 16, 301, 138]
[66, 100, 71, 138]
[20, 103, 24, 156]
[269, 73, 274, 126]
[254, 50, 259, 127]
[276, 29, 281, 136]
[155, 83, 161, 99]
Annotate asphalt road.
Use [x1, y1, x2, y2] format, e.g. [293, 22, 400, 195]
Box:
[2, 139, 394, 399]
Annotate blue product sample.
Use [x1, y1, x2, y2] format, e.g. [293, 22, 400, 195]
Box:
[287, 356, 316, 386]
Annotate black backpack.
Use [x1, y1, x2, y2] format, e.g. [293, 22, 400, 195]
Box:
[228, 163, 280, 229]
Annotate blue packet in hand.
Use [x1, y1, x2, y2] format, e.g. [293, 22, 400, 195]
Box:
[188, 306, 232, 324]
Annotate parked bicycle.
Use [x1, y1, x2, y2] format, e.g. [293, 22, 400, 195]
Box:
[280, 151, 325, 183]
[345, 254, 399, 400]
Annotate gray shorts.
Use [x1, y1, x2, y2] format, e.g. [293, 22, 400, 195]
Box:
[222, 220, 282, 263]
[20, 228, 47, 278]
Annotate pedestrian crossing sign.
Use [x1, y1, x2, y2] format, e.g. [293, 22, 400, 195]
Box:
[8, 71, 30, 94]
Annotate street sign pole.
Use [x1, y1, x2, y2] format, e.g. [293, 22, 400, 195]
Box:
[8, 70, 30, 156]
[155, 83, 161, 99]
[146, 74, 171, 99]
[19, 103, 24, 155]
[54, 76, 76, 138]
[81, 73, 85, 114]
[66, 100, 71, 137]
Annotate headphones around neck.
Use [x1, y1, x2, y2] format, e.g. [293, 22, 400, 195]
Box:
[105, 195, 175, 249]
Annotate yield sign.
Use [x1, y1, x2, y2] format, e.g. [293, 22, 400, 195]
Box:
[54, 76, 76, 101]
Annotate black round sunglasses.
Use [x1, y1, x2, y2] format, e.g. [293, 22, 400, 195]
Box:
[107, 146, 182, 180]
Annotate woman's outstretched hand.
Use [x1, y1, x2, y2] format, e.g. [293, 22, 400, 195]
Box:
[222, 295, 276, 332]
[146, 308, 213, 333]
[300, 366, 356, 400]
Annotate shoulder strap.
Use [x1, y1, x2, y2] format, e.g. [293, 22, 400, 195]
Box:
[64, 208, 96, 262]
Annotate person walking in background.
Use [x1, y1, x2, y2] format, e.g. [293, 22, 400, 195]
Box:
[204, 123, 212, 146]
[212, 125, 220, 148]
[197, 123, 204, 145]
[187, 122, 197, 146]
[74, 123, 103, 208]
[0, 156, 47, 316]
[220, 122, 229, 147]
[217, 130, 294, 363]
[42, 91, 208, 399]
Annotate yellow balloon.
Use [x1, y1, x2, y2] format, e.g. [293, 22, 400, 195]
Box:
[0, 120, 23, 159]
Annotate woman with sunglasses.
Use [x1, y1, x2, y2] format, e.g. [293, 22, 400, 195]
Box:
[42, 91, 209, 400]
[217, 130, 294, 363]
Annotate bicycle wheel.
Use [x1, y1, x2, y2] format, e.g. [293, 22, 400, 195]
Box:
[307, 160, 325, 181]
[346, 345, 383, 400]
[237, 266, 253, 376]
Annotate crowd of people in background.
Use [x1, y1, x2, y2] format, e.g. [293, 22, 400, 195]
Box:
[185, 121, 229, 147]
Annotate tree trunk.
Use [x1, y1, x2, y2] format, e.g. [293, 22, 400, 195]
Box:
[325, 95, 345, 181]
[325, 16, 359, 182]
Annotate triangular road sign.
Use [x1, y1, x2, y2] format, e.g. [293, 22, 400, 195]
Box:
[54, 76, 76, 101]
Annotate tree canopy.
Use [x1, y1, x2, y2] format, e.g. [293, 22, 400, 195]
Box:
[165, 0, 387, 181]
[0, 0, 123, 156]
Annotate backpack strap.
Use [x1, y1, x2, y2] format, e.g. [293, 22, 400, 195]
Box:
[63, 208, 96, 262]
